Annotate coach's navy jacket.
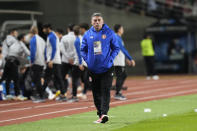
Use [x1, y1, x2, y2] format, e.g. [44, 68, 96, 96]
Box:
[81, 24, 120, 74]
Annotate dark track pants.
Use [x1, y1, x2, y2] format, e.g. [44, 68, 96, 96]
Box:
[61, 62, 73, 93]
[144, 56, 156, 76]
[43, 64, 65, 95]
[114, 66, 127, 95]
[31, 64, 44, 98]
[89, 67, 113, 116]
[2, 57, 20, 96]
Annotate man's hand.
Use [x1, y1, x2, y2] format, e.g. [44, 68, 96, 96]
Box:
[69, 59, 74, 65]
[48, 61, 53, 68]
[79, 65, 84, 71]
[126, 59, 135, 67]
[131, 60, 136, 67]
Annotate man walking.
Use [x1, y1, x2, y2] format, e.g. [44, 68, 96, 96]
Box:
[81, 13, 120, 123]
[113, 24, 135, 101]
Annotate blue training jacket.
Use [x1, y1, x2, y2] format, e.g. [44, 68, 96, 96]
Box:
[116, 34, 132, 60]
[81, 24, 120, 74]
[74, 36, 82, 65]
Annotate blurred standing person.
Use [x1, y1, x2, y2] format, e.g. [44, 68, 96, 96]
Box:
[60, 24, 75, 99]
[81, 13, 120, 123]
[67, 25, 84, 102]
[55, 29, 64, 41]
[29, 26, 48, 103]
[141, 34, 159, 80]
[77, 23, 90, 100]
[1, 29, 29, 100]
[42, 24, 67, 101]
[113, 24, 135, 101]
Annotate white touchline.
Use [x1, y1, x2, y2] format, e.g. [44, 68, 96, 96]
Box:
[0, 79, 179, 107]
[0, 102, 88, 114]
[1, 83, 196, 114]
[125, 83, 197, 96]
[0, 79, 193, 107]
[111, 88, 197, 105]
[0, 107, 32, 113]
[0, 107, 88, 123]
[0, 89, 197, 124]
[0, 101, 31, 107]
[125, 79, 196, 92]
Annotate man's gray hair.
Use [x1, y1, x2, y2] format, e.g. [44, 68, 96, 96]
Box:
[91, 12, 103, 18]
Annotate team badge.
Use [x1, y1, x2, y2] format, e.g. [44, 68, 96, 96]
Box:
[102, 34, 106, 39]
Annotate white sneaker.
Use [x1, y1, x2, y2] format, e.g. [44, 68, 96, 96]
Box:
[152, 75, 159, 80]
[77, 93, 87, 100]
[81, 94, 87, 100]
[77, 93, 83, 98]
[146, 76, 151, 80]
[15, 95, 28, 101]
[77, 86, 82, 92]
[48, 93, 55, 100]
[6, 95, 14, 100]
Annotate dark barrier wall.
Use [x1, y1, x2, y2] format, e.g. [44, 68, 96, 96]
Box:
[0, 0, 156, 75]
[37, 0, 79, 30]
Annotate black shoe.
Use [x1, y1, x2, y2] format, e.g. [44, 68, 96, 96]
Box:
[33, 98, 46, 103]
[68, 96, 78, 102]
[101, 115, 109, 123]
[97, 112, 102, 118]
[122, 86, 128, 90]
[114, 93, 127, 101]
[56, 95, 67, 102]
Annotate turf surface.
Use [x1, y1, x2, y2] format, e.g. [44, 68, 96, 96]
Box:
[115, 111, 197, 131]
[1, 94, 197, 131]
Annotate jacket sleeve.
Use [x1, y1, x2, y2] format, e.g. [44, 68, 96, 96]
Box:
[2, 41, 8, 59]
[30, 37, 36, 63]
[80, 35, 88, 62]
[74, 38, 82, 65]
[117, 38, 133, 60]
[49, 36, 57, 60]
[21, 42, 30, 56]
[110, 32, 120, 61]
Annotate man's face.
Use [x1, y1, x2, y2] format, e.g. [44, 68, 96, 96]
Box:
[12, 30, 18, 37]
[119, 26, 124, 35]
[55, 32, 62, 39]
[79, 28, 85, 35]
[42, 28, 49, 34]
[91, 16, 104, 31]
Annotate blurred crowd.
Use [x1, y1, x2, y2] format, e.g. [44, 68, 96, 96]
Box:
[0, 23, 91, 102]
[0, 22, 133, 103]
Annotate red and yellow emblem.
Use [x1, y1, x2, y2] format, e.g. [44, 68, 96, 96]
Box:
[102, 34, 106, 39]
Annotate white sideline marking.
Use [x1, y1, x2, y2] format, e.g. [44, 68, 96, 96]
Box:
[125, 79, 196, 92]
[0, 107, 88, 123]
[1, 83, 196, 114]
[0, 107, 32, 113]
[111, 88, 197, 105]
[0, 101, 31, 107]
[124, 83, 197, 96]
[0, 79, 179, 107]
[1, 89, 197, 124]
[0, 102, 80, 113]
[0, 79, 193, 107]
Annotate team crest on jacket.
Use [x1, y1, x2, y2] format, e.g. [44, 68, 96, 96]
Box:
[102, 34, 106, 39]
